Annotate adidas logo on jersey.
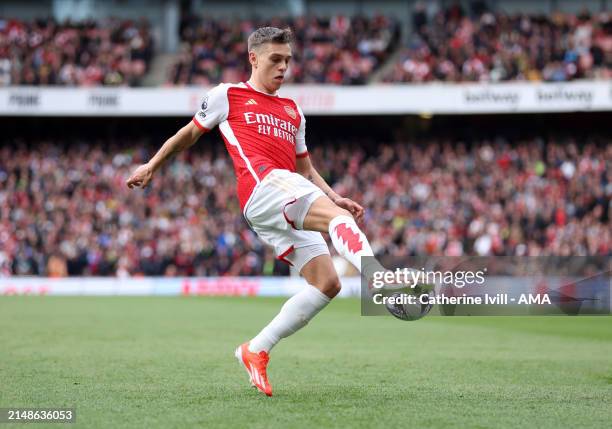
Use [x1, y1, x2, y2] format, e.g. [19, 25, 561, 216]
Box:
[245, 99, 258, 105]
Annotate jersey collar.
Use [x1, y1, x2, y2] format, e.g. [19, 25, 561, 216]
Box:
[245, 80, 279, 97]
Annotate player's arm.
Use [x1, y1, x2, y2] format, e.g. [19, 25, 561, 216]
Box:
[296, 155, 364, 222]
[126, 121, 204, 189]
[127, 84, 228, 189]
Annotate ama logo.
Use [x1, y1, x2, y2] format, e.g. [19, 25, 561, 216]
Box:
[334, 224, 363, 254]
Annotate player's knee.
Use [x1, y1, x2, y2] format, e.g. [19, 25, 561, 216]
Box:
[314, 276, 342, 298]
[325, 207, 353, 230]
[334, 207, 352, 219]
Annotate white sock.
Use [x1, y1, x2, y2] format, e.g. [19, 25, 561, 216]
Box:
[249, 285, 331, 353]
[328, 215, 380, 278]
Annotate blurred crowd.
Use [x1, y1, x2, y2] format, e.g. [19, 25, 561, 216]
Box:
[384, 4, 611, 82]
[0, 17, 154, 86]
[167, 14, 400, 85]
[2, 7, 609, 87]
[0, 138, 608, 277]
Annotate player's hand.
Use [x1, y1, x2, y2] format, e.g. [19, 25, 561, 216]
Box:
[334, 197, 364, 222]
[126, 163, 154, 189]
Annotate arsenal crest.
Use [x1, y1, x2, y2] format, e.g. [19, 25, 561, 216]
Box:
[284, 105, 297, 119]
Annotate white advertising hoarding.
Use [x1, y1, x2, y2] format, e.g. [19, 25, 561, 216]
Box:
[0, 81, 609, 116]
[0, 276, 362, 297]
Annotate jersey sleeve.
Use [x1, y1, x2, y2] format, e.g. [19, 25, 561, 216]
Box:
[192, 84, 229, 132]
[295, 104, 308, 158]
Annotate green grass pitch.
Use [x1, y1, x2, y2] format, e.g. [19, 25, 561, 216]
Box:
[1, 296, 611, 428]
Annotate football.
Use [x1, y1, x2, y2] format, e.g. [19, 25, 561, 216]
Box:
[384, 285, 434, 321]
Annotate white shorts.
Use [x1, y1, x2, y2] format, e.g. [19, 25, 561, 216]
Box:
[244, 169, 329, 273]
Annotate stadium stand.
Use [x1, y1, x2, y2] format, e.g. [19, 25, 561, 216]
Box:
[384, 4, 611, 82]
[166, 14, 400, 85]
[0, 17, 154, 86]
[2, 8, 608, 87]
[0, 137, 608, 277]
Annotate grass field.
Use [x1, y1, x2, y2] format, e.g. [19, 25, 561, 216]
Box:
[1, 296, 611, 429]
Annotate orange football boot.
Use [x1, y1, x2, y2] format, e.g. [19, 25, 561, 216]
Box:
[234, 342, 273, 397]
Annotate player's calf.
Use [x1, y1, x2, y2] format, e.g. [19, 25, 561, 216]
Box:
[300, 254, 342, 299]
[247, 284, 331, 355]
[312, 275, 341, 298]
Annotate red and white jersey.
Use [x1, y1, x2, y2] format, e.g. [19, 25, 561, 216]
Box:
[192, 81, 308, 209]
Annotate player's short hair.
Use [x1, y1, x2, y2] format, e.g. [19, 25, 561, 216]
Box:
[247, 27, 293, 52]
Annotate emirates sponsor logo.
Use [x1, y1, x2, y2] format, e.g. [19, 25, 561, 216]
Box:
[243, 112, 298, 144]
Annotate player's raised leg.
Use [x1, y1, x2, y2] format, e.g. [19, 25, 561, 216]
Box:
[303, 195, 382, 280]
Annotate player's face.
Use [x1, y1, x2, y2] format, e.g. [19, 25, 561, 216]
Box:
[250, 43, 292, 93]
